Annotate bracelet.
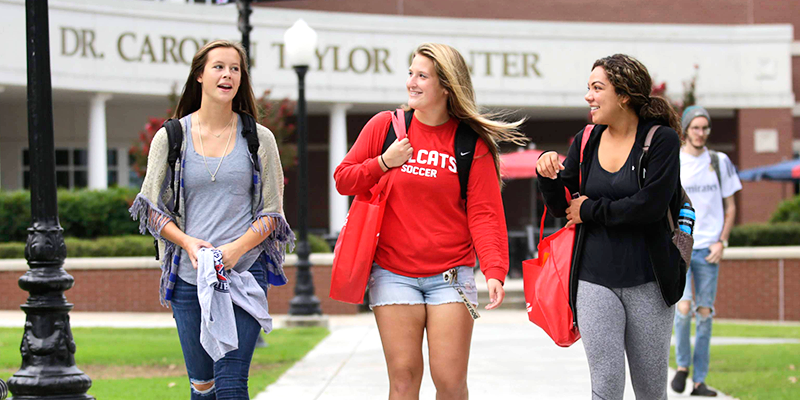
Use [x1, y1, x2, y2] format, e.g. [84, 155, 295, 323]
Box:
[380, 154, 390, 170]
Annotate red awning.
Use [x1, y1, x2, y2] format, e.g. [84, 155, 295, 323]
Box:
[500, 149, 566, 180]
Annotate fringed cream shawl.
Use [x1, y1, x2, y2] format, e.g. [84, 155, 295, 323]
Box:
[129, 117, 295, 306]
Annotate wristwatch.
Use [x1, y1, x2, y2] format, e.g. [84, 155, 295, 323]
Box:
[720, 239, 729, 248]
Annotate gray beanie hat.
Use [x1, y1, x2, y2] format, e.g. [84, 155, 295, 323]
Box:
[681, 105, 711, 133]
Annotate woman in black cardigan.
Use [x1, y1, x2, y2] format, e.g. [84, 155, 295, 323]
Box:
[537, 54, 686, 400]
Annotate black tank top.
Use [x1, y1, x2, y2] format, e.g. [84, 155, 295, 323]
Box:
[578, 143, 655, 288]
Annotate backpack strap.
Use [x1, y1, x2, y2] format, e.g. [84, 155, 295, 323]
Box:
[578, 125, 593, 188]
[160, 118, 183, 261]
[164, 119, 183, 174]
[382, 109, 414, 154]
[454, 122, 479, 201]
[380, 109, 478, 201]
[638, 125, 661, 184]
[239, 112, 260, 170]
[643, 125, 659, 153]
[163, 118, 183, 215]
[640, 125, 692, 232]
[708, 149, 722, 186]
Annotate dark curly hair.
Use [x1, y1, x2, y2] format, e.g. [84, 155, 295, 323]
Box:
[593, 54, 683, 141]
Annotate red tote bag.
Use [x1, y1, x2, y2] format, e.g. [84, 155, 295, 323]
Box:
[522, 124, 593, 347]
[330, 110, 407, 304]
[523, 208, 580, 347]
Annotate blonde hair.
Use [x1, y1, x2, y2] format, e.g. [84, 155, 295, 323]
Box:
[411, 43, 529, 183]
[173, 40, 257, 120]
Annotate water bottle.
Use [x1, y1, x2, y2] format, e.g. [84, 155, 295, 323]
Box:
[677, 202, 695, 235]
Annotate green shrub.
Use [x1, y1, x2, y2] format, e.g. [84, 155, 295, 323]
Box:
[0, 190, 33, 243]
[0, 189, 334, 256]
[0, 235, 153, 259]
[0, 188, 140, 242]
[304, 232, 331, 253]
[0, 233, 330, 259]
[770, 195, 800, 223]
[729, 222, 800, 247]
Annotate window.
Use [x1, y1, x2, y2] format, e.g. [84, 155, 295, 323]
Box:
[128, 152, 143, 188]
[22, 148, 119, 189]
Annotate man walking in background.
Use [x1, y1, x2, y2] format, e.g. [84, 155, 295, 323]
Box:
[671, 106, 742, 396]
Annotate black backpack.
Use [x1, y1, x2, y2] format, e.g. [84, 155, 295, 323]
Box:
[153, 112, 260, 260]
[708, 149, 723, 187]
[381, 109, 479, 201]
[163, 112, 261, 217]
[638, 125, 694, 265]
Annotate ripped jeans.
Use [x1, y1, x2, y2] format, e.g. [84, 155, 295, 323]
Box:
[171, 255, 269, 399]
[673, 248, 719, 384]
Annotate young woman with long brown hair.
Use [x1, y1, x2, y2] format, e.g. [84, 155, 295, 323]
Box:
[334, 42, 527, 400]
[537, 54, 685, 399]
[130, 40, 293, 399]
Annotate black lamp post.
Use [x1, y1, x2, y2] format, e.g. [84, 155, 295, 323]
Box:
[235, 0, 299, 67]
[8, 1, 94, 399]
[235, 0, 253, 66]
[284, 20, 322, 315]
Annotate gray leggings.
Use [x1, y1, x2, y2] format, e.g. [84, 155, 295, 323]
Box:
[576, 280, 675, 400]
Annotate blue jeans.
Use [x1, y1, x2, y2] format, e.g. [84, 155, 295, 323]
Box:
[673, 248, 719, 384]
[171, 254, 270, 399]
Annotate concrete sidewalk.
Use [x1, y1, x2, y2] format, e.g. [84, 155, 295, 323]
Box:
[255, 310, 739, 400]
[0, 310, 752, 399]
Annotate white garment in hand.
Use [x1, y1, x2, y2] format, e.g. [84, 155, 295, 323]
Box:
[197, 248, 237, 362]
[197, 248, 274, 362]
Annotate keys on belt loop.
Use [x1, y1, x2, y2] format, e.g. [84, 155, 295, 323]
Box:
[443, 267, 480, 320]
[443, 268, 458, 284]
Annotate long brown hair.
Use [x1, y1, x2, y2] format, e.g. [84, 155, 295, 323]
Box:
[411, 43, 529, 183]
[173, 40, 257, 119]
[592, 54, 683, 140]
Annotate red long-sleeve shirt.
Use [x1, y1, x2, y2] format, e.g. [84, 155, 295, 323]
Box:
[334, 111, 509, 284]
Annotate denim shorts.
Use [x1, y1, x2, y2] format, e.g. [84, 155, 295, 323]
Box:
[367, 263, 478, 309]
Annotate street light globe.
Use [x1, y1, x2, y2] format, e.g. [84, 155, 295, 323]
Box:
[284, 19, 317, 68]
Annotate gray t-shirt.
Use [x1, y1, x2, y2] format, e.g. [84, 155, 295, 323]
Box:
[178, 114, 261, 284]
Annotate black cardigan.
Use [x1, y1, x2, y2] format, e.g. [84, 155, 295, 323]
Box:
[538, 120, 687, 327]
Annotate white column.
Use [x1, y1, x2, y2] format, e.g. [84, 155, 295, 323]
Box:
[329, 103, 352, 235]
[88, 93, 112, 189]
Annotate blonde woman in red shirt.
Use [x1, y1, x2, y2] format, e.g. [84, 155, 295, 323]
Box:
[334, 43, 527, 400]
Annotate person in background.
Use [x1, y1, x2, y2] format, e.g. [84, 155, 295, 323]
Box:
[671, 105, 742, 397]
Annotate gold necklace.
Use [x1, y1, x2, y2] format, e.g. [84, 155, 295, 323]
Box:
[197, 113, 235, 182]
[208, 116, 234, 138]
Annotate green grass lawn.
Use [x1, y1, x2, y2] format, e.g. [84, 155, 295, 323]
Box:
[0, 326, 329, 399]
[671, 322, 800, 400]
[685, 321, 800, 339]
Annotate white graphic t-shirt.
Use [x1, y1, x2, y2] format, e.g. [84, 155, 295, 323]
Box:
[680, 148, 742, 249]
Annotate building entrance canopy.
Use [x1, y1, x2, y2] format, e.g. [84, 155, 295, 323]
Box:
[0, 0, 794, 110]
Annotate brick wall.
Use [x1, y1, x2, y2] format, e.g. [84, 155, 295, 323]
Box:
[0, 264, 358, 315]
[2, 258, 797, 320]
[716, 258, 799, 321]
[735, 109, 795, 224]
[267, 265, 359, 315]
[262, 0, 753, 25]
[263, 0, 800, 37]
